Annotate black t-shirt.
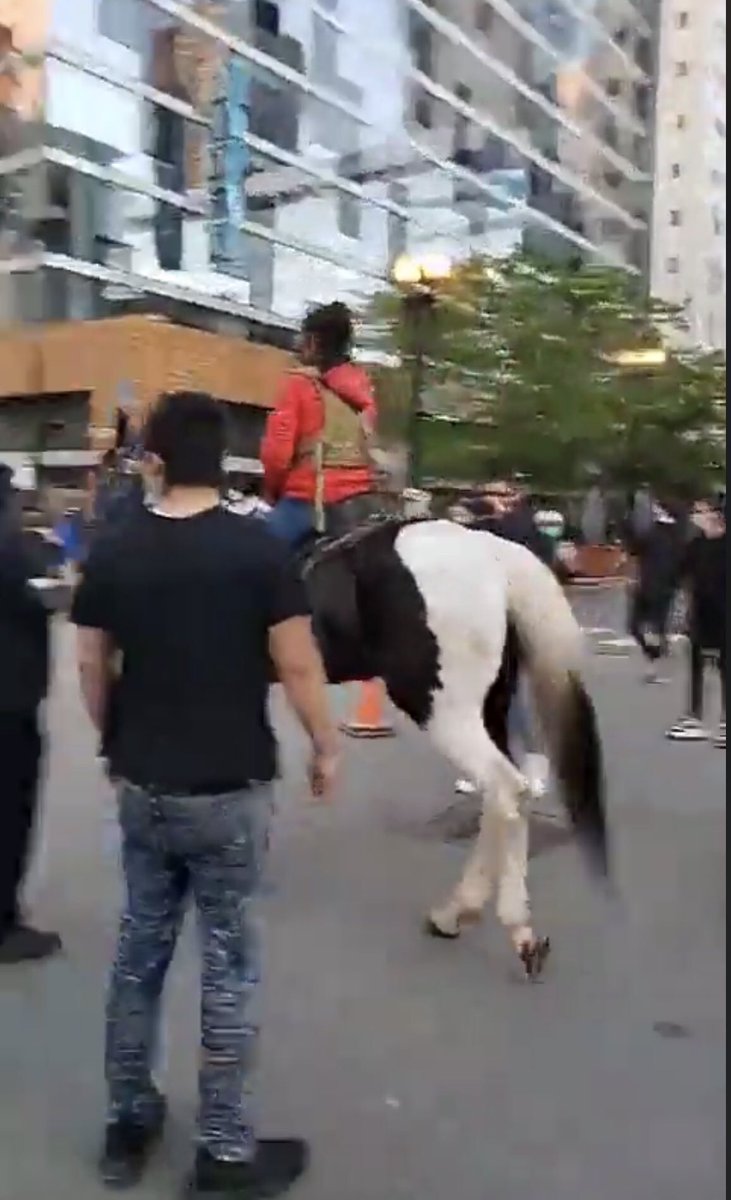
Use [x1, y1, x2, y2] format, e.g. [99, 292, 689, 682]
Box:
[72, 506, 309, 793]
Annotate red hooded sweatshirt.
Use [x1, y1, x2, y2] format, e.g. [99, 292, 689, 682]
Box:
[261, 362, 377, 505]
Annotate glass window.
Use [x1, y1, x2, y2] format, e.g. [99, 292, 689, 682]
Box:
[475, 3, 495, 35]
[671, 163, 681, 178]
[675, 62, 689, 77]
[98, 0, 146, 53]
[666, 256, 680, 274]
[676, 12, 689, 30]
[669, 210, 682, 226]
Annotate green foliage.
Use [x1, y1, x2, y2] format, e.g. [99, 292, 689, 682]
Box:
[367, 252, 726, 495]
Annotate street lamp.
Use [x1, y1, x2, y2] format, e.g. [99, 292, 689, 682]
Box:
[391, 253, 452, 488]
[604, 348, 668, 368]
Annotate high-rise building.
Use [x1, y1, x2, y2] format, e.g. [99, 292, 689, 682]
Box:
[651, 0, 726, 349]
[0, 1, 660, 466]
[0, 0, 658, 330]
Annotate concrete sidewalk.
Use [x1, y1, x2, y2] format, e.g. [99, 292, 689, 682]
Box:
[0, 636, 725, 1200]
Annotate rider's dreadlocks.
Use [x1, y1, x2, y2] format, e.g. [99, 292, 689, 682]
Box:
[302, 302, 354, 371]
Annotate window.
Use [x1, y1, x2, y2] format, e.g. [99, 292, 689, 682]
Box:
[671, 163, 681, 178]
[670, 210, 682, 226]
[676, 11, 689, 29]
[98, 0, 145, 53]
[414, 90, 434, 129]
[675, 61, 689, 77]
[312, 13, 337, 83]
[255, 0, 280, 36]
[337, 151, 362, 240]
[409, 11, 434, 76]
[676, 114, 687, 130]
[667, 257, 680, 274]
[475, 2, 494, 34]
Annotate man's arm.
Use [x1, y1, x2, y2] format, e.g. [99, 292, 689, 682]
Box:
[269, 616, 339, 798]
[76, 627, 114, 733]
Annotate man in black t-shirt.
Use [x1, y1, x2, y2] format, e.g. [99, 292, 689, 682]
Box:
[72, 393, 338, 1199]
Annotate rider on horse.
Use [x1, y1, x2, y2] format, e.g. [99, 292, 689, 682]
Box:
[261, 303, 379, 548]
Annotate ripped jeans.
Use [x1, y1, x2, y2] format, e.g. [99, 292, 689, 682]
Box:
[106, 782, 273, 1162]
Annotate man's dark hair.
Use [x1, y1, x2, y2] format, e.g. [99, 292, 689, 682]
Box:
[302, 302, 354, 369]
[144, 392, 226, 488]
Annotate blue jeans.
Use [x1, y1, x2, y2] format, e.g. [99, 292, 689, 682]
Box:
[267, 497, 315, 547]
[106, 782, 273, 1161]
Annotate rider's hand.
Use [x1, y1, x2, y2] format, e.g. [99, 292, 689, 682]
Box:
[308, 744, 340, 801]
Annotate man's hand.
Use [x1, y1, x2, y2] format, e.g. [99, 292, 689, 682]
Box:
[269, 616, 340, 801]
[308, 744, 340, 801]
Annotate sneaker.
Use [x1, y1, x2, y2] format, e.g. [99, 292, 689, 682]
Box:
[189, 1141, 310, 1198]
[455, 779, 477, 795]
[523, 753, 550, 800]
[0, 925, 62, 965]
[99, 1101, 166, 1189]
[714, 721, 726, 749]
[666, 717, 710, 742]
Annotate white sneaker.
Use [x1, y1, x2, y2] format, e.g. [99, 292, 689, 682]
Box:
[666, 717, 710, 742]
[524, 753, 550, 800]
[455, 779, 478, 795]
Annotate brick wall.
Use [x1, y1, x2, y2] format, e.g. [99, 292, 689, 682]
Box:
[0, 315, 293, 448]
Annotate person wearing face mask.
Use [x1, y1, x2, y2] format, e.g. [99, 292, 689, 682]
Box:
[666, 498, 726, 747]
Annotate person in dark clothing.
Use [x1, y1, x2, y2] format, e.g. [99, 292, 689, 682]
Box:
[625, 501, 686, 683]
[469, 483, 557, 568]
[0, 465, 61, 965]
[666, 500, 726, 746]
[72, 393, 338, 1198]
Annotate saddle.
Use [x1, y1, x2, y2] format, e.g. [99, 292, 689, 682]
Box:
[292, 493, 396, 577]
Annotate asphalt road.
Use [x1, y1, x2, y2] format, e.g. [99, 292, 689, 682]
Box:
[0, 621, 725, 1200]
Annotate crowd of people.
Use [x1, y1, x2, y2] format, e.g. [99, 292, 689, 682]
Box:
[0, 300, 725, 1197]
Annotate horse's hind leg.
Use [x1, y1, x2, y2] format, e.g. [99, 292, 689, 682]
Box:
[427, 790, 500, 939]
[427, 713, 551, 976]
[426, 710, 529, 937]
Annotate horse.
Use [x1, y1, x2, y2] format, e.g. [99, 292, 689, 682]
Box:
[300, 517, 609, 978]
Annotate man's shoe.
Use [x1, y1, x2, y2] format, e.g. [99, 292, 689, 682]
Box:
[99, 1101, 167, 1190]
[189, 1140, 310, 1197]
[0, 925, 62, 965]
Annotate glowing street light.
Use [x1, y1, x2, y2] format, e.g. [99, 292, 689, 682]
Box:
[605, 348, 668, 368]
[392, 252, 452, 288]
[391, 255, 453, 489]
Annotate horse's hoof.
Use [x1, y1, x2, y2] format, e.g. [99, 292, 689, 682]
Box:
[518, 937, 552, 980]
[424, 916, 461, 940]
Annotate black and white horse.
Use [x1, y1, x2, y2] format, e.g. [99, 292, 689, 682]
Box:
[304, 518, 608, 976]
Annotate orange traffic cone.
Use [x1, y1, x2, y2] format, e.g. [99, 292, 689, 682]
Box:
[341, 679, 395, 739]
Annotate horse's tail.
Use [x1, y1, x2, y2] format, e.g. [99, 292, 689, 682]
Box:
[500, 543, 609, 879]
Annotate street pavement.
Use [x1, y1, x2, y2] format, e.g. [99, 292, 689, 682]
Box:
[0, 617, 725, 1200]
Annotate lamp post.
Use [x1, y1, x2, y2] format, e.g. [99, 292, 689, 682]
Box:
[392, 253, 452, 489]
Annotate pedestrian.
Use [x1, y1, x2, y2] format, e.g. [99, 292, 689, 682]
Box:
[261, 302, 378, 547]
[0, 464, 61, 964]
[625, 499, 686, 684]
[666, 498, 726, 747]
[72, 392, 339, 1197]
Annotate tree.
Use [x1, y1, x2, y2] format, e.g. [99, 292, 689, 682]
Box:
[367, 252, 726, 495]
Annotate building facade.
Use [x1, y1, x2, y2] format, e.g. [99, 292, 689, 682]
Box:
[651, 0, 726, 350]
[0, 0, 658, 340]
